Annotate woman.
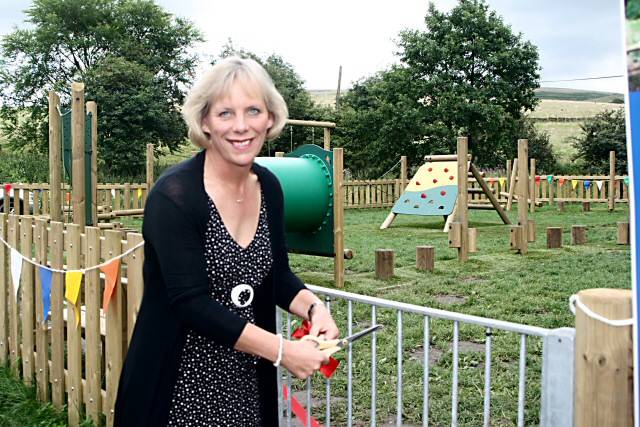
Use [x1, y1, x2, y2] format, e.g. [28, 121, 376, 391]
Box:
[114, 56, 340, 426]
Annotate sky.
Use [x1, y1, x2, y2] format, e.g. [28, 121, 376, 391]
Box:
[0, 0, 628, 93]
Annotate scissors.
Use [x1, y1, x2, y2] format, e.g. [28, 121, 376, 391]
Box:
[301, 324, 383, 356]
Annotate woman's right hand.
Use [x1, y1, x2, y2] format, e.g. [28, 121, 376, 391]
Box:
[281, 339, 330, 379]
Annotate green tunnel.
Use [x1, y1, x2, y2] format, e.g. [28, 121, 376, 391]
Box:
[255, 144, 334, 256]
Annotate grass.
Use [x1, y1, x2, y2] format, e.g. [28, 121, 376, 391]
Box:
[122, 202, 629, 425]
[533, 121, 582, 160]
[0, 365, 93, 426]
[528, 99, 623, 119]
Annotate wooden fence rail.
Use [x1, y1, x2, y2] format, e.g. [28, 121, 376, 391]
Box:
[0, 213, 144, 426]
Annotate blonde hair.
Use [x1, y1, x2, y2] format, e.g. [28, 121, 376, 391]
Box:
[182, 56, 288, 148]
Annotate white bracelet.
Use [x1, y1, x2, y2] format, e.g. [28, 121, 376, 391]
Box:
[273, 334, 284, 367]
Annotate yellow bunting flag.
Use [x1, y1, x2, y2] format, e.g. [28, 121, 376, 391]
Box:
[499, 177, 506, 187]
[571, 179, 578, 189]
[100, 258, 121, 313]
[65, 271, 84, 328]
[137, 188, 142, 199]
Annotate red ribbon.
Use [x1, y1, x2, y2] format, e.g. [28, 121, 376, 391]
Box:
[292, 320, 340, 378]
[282, 385, 322, 427]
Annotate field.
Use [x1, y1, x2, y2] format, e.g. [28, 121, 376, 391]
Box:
[115, 201, 631, 425]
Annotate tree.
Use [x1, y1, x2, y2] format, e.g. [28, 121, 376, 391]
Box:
[571, 109, 627, 174]
[0, 0, 202, 177]
[215, 42, 332, 155]
[335, 0, 540, 176]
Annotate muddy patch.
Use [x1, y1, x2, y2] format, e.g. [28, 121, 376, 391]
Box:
[409, 345, 444, 367]
[433, 294, 468, 305]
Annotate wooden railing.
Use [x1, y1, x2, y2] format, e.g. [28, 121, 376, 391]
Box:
[0, 213, 143, 426]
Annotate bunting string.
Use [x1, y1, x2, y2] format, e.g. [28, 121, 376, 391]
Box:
[0, 234, 144, 274]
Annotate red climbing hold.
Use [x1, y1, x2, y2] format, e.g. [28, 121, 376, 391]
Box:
[416, 181, 421, 185]
[428, 167, 432, 172]
[440, 190, 446, 196]
[444, 168, 449, 172]
[433, 178, 438, 183]
[449, 176, 454, 180]
[421, 193, 426, 199]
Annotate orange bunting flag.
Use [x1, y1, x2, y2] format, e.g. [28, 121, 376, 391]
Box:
[101, 258, 121, 313]
[488, 177, 495, 184]
[571, 179, 578, 189]
[65, 271, 84, 328]
[558, 178, 565, 186]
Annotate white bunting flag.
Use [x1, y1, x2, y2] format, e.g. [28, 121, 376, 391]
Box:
[111, 189, 116, 198]
[18, 188, 24, 199]
[0, 188, 3, 198]
[10, 248, 23, 300]
[596, 180, 603, 191]
[9, 188, 14, 197]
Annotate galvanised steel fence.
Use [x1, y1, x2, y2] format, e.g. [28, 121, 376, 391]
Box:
[278, 284, 574, 427]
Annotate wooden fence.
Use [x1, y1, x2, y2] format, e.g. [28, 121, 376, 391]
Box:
[0, 213, 144, 426]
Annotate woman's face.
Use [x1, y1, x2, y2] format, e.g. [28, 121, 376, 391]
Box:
[202, 80, 274, 168]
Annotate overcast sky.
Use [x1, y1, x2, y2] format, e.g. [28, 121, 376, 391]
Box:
[0, 0, 628, 93]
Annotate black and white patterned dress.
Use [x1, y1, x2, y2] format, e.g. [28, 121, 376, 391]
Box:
[167, 192, 272, 426]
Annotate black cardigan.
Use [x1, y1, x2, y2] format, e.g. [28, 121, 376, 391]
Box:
[114, 151, 306, 426]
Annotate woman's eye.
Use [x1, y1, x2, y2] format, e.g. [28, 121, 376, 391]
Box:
[248, 107, 261, 115]
[219, 111, 231, 118]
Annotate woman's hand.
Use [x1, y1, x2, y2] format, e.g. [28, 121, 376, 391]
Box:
[308, 304, 340, 340]
[281, 340, 329, 379]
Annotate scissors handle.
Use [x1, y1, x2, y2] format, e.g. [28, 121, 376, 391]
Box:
[301, 335, 343, 351]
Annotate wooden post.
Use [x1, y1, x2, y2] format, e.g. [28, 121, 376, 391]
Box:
[7, 215, 19, 374]
[457, 137, 469, 262]
[34, 219, 49, 400]
[49, 221, 65, 408]
[527, 220, 536, 243]
[323, 127, 331, 151]
[506, 159, 512, 192]
[506, 159, 518, 211]
[87, 101, 98, 226]
[20, 217, 34, 385]
[617, 222, 630, 245]
[105, 229, 124, 426]
[529, 158, 536, 214]
[66, 223, 82, 426]
[333, 148, 345, 288]
[126, 233, 144, 343]
[547, 227, 562, 249]
[85, 226, 102, 423]
[468, 228, 477, 252]
[71, 82, 86, 227]
[400, 155, 408, 191]
[609, 151, 616, 212]
[416, 246, 435, 271]
[574, 288, 633, 427]
[275, 151, 284, 158]
[49, 91, 62, 222]
[571, 225, 587, 245]
[375, 249, 394, 280]
[582, 202, 591, 212]
[517, 139, 529, 254]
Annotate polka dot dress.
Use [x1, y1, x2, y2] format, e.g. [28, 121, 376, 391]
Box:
[167, 192, 272, 426]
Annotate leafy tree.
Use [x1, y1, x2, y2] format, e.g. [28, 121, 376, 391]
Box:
[571, 109, 627, 174]
[0, 0, 201, 177]
[335, 0, 540, 177]
[216, 42, 333, 155]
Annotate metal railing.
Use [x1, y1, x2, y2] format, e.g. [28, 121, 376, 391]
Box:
[277, 284, 575, 427]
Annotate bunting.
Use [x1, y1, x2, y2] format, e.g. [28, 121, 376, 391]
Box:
[111, 189, 116, 198]
[596, 180, 604, 190]
[559, 178, 565, 186]
[499, 177, 506, 187]
[3, 184, 12, 197]
[10, 248, 22, 300]
[624, 177, 630, 186]
[65, 271, 84, 328]
[137, 188, 143, 199]
[584, 180, 591, 190]
[547, 175, 553, 183]
[535, 175, 541, 183]
[571, 180, 578, 189]
[101, 258, 121, 313]
[39, 266, 53, 323]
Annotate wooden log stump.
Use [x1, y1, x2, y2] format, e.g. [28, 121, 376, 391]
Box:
[582, 202, 591, 212]
[571, 225, 587, 245]
[557, 201, 565, 212]
[468, 228, 477, 253]
[574, 288, 633, 427]
[416, 246, 435, 271]
[375, 249, 394, 280]
[617, 222, 629, 245]
[547, 227, 562, 249]
[509, 225, 524, 251]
